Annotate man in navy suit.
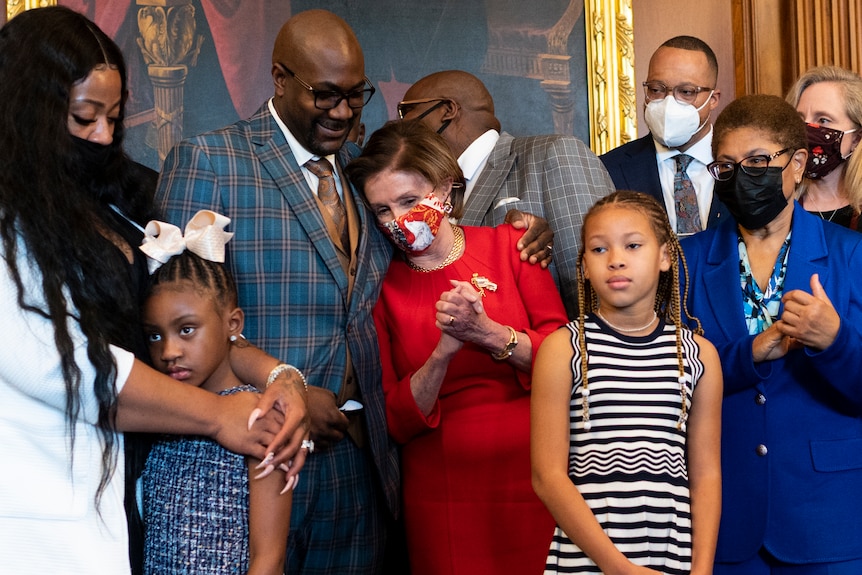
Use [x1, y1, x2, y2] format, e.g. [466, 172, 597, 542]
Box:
[601, 36, 727, 235]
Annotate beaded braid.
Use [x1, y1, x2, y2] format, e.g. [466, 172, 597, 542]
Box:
[575, 191, 703, 431]
[148, 250, 238, 311]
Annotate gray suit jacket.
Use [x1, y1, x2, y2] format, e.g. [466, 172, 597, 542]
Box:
[459, 132, 614, 317]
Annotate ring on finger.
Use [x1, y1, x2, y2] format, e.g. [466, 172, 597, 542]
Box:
[301, 439, 315, 454]
[448, 315, 455, 325]
[546, 244, 553, 253]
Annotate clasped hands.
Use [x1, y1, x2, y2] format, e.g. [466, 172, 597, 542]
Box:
[231, 371, 310, 492]
[753, 273, 841, 362]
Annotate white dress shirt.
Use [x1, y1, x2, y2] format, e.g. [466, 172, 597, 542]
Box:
[269, 98, 344, 199]
[458, 129, 500, 205]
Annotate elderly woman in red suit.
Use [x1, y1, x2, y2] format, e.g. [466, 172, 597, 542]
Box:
[681, 94, 862, 575]
[346, 121, 567, 575]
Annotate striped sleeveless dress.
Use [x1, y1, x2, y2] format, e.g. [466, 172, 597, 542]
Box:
[544, 314, 704, 575]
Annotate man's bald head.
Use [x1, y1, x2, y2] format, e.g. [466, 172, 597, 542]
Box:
[271, 10, 367, 156]
[272, 10, 363, 73]
[402, 70, 501, 157]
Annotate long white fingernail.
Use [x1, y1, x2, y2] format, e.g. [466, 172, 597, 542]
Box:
[255, 464, 275, 479]
[280, 474, 295, 495]
[278, 463, 290, 473]
[255, 452, 274, 470]
[247, 408, 262, 430]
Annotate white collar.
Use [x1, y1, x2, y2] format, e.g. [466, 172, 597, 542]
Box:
[655, 126, 714, 166]
[268, 98, 337, 169]
[458, 129, 499, 181]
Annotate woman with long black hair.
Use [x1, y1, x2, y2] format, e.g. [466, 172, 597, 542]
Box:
[0, 8, 307, 573]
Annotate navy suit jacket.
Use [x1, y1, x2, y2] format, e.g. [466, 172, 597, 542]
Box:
[681, 203, 862, 564]
[156, 104, 400, 516]
[600, 133, 726, 228]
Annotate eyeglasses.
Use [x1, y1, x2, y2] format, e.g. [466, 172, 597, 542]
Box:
[642, 81, 713, 105]
[279, 64, 375, 110]
[707, 148, 792, 181]
[397, 98, 448, 120]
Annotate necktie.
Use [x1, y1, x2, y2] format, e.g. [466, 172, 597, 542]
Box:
[673, 154, 702, 235]
[305, 158, 348, 250]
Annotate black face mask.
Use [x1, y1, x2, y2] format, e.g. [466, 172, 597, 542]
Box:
[714, 166, 789, 230]
[71, 136, 113, 179]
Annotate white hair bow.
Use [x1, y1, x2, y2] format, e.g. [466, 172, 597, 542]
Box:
[140, 210, 234, 274]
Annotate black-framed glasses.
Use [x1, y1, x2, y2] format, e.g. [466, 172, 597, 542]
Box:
[397, 98, 448, 120]
[643, 81, 713, 105]
[279, 63, 375, 110]
[707, 148, 792, 181]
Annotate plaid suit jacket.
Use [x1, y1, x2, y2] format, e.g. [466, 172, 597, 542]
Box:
[459, 132, 614, 317]
[155, 103, 399, 515]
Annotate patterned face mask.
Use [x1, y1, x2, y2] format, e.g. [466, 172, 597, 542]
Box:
[378, 192, 448, 253]
[805, 123, 857, 179]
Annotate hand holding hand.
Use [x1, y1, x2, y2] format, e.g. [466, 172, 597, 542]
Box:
[245, 371, 310, 486]
[435, 280, 492, 344]
[504, 209, 554, 268]
[778, 273, 840, 351]
[752, 322, 800, 362]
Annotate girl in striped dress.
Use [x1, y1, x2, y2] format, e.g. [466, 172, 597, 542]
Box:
[531, 191, 723, 575]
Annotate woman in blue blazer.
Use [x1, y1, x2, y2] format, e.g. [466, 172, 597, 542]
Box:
[681, 94, 862, 574]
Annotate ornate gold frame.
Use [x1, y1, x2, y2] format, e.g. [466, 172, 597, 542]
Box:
[6, 0, 55, 22]
[584, 0, 636, 155]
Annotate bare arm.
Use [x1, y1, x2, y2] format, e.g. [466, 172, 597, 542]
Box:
[688, 335, 723, 575]
[531, 330, 660, 575]
[409, 332, 462, 416]
[229, 340, 310, 479]
[116, 360, 297, 475]
[246, 452, 292, 575]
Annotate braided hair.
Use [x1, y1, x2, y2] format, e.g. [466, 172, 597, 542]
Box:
[147, 250, 239, 312]
[575, 191, 702, 430]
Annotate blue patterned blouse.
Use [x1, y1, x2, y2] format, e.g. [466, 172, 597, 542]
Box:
[738, 230, 792, 335]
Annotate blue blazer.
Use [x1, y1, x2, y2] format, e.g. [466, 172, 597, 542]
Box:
[600, 134, 726, 228]
[681, 203, 862, 564]
[156, 104, 400, 516]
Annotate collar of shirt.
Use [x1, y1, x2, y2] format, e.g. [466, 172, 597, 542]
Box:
[268, 98, 343, 199]
[458, 129, 499, 204]
[653, 127, 714, 233]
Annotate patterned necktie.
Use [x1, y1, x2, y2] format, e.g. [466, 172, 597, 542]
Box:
[305, 158, 348, 250]
[673, 153, 702, 235]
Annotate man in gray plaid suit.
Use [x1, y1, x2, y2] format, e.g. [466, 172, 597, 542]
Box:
[156, 10, 399, 574]
[399, 70, 614, 317]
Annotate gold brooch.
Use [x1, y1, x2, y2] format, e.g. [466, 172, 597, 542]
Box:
[471, 273, 498, 297]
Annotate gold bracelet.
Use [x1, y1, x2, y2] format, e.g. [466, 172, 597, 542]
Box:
[266, 363, 308, 392]
[491, 326, 518, 360]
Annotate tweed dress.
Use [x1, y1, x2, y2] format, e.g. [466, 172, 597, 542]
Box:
[142, 385, 256, 575]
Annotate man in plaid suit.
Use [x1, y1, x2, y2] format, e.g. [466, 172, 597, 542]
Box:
[155, 10, 398, 574]
[399, 70, 614, 318]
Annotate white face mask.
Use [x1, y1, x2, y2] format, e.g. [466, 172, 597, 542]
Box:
[644, 92, 713, 148]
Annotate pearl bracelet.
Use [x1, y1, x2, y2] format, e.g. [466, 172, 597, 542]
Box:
[266, 363, 308, 392]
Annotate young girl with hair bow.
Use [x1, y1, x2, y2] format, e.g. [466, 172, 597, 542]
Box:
[140, 210, 296, 575]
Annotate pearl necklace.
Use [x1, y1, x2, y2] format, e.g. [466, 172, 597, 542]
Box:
[407, 225, 465, 273]
[596, 309, 657, 333]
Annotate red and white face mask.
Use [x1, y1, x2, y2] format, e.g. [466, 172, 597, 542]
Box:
[378, 192, 448, 253]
